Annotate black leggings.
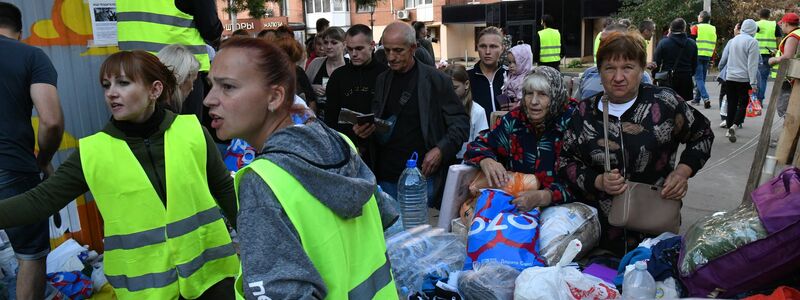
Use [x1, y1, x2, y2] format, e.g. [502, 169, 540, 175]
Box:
[725, 81, 751, 128]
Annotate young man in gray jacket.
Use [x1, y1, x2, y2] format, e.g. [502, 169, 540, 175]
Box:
[718, 19, 761, 142]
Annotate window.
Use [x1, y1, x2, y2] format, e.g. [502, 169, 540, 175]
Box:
[357, 4, 374, 13]
[333, 0, 348, 12]
[406, 0, 431, 8]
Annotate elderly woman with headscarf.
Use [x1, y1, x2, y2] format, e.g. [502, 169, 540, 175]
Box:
[501, 44, 534, 105]
[464, 66, 575, 211]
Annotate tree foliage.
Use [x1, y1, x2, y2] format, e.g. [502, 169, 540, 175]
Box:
[226, 0, 275, 19]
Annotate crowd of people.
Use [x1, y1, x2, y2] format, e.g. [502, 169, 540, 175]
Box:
[1, 0, 797, 298]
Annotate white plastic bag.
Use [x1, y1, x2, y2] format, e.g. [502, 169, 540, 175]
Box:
[45, 239, 86, 273]
[539, 203, 601, 266]
[514, 240, 620, 300]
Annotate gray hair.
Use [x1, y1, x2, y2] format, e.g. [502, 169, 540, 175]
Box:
[384, 21, 416, 46]
[156, 44, 199, 112]
[522, 66, 568, 124]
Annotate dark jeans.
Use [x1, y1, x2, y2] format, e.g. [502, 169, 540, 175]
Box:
[725, 81, 751, 128]
[694, 56, 711, 101]
[757, 55, 771, 101]
[0, 170, 48, 261]
[667, 72, 694, 102]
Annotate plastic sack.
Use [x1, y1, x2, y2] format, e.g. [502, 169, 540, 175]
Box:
[746, 100, 759, 118]
[223, 139, 257, 171]
[386, 225, 466, 297]
[751, 166, 800, 234]
[465, 189, 545, 271]
[469, 172, 540, 198]
[679, 202, 768, 276]
[539, 203, 601, 266]
[46, 239, 87, 274]
[458, 262, 520, 300]
[47, 271, 93, 300]
[514, 240, 620, 300]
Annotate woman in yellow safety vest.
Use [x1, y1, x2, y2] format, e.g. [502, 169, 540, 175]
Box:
[0, 50, 239, 300]
[203, 37, 399, 300]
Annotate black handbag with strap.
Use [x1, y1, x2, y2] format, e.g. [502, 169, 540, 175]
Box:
[654, 39, 687, 87]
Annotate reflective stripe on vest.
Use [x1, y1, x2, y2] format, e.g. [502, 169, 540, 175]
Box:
[696, 23, 717, 57]
[756, 20, 778, 55]
[772, 28, 800, 78]
[233, 133, 398, 300]
[80, 115, 239, 299]
[538, 28, 561, 63]
[117, 1, 210, 71]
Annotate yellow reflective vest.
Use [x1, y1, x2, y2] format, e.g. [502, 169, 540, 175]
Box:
[233, 135, 397, 300]
[756, 20, 778, 55]
[117, 0, 211, 71]
[696, 23, 717, 57]
[80, 115, 239, 299]
[593, 31, 602, 63]
[772, 28, 800, 78]
[538, 28, 562, 63]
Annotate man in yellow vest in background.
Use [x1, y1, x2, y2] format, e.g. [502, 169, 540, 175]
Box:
[756, 8, 782, 104]
[536, 14, 563, 71]
[690, 10, 716, 108]
[593, 17, 614, 63]
[116, 0, 223, 139]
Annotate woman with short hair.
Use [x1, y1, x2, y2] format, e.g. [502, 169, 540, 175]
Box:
[559, 31, 714, 256]
[157, 44, 200, 113]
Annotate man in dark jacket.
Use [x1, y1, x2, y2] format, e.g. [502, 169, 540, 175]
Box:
[353, 22, 469, 208]
[654, 18, 698, 101]
[325, 24, 388, 163]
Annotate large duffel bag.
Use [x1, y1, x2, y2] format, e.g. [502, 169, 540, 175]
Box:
[679, 167, 800, 298]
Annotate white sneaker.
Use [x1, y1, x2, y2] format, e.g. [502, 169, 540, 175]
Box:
[720, 121, 727, 128]
[728, 127, 737, 143]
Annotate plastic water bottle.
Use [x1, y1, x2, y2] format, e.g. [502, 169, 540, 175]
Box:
[397, 152, 428, 230]
[623, 261, 656, 300]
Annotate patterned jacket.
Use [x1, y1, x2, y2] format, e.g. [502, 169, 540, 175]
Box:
[465, 103, 576, 204]
[558, 83, 714, 212]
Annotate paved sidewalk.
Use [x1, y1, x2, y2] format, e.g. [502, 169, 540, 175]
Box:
[680, 80, 780, 232]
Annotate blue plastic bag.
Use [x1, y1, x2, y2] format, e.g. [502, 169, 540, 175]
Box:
[464, 189, 545, 271]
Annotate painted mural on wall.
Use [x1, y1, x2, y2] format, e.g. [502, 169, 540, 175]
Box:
[10, 0, 120, 251]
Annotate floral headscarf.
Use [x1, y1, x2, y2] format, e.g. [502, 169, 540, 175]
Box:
[525, 66, 567, 127]
[502, 44, 534, 100]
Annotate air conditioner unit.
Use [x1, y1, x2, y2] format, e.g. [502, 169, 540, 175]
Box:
[396, 10, 410, 20]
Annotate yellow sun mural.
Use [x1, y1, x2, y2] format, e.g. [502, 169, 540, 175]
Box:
[24, 0, 118, 56]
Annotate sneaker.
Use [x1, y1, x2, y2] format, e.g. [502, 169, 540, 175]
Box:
[704, 100, 711, 109]
[728, 127, 737, 143]
[720, 121, 728, 128]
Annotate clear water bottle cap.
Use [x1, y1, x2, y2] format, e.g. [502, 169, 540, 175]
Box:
[406, 152, 418, 168]
[635, 260, 647, 270]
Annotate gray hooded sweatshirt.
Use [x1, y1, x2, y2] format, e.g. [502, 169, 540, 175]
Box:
[237, 119, 399, 300]
[718, 19, 761, 86]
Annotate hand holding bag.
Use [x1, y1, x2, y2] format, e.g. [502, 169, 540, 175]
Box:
[601, 97, 681, 235]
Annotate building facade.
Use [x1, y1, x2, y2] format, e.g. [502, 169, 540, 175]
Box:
[215, 0, 622, 62]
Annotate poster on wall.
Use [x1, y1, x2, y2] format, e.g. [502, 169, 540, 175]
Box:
[88, 0, 117, 46]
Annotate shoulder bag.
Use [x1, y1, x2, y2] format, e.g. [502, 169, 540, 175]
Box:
[601, 97, 681, 234]
[654, 40, 686, 87]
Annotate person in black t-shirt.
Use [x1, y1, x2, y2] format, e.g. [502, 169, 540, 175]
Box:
[0, 3, 63, 299]
[353, 22, 469, 208]
[325, 25, 387, 164]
